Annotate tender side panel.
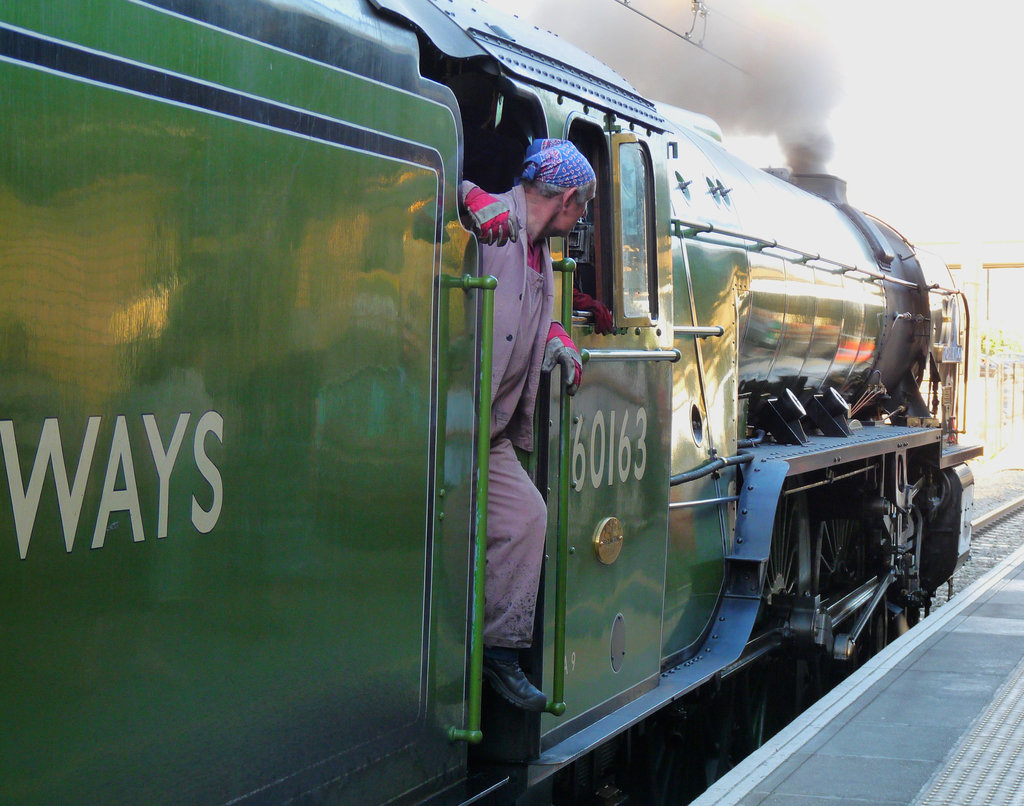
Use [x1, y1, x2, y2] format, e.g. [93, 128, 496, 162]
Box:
[0, 5, 468, 803]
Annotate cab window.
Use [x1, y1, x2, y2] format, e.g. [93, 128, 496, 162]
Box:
[614, 135, 656, 325]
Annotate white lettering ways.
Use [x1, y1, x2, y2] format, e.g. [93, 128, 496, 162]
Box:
[0, 412, 224, 560]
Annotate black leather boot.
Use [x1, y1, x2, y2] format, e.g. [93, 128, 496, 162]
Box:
[482, 648, 547, 712]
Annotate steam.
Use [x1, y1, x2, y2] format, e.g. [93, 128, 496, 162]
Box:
[513, 0, 842, 174]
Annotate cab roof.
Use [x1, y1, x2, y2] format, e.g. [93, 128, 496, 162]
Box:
[369, 0, 667, 131]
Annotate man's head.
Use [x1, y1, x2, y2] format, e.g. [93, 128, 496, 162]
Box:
[519, 139, 596, 241]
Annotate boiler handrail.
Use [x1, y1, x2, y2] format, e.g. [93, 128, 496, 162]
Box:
[670, 217, 919, 290]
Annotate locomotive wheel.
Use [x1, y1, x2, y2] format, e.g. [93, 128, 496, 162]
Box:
[732, 659, 800, 754]
[641, 491, 832, 803]
[811, 513, 891, 672]
[813, 517, 858, 596]
[643, 658, 824, 802]
[765, 491, 812, 604]
[641, 678, 773, 803]
[641, 704, 724, 805]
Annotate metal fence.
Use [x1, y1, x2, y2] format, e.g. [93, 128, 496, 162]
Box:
[971, 354, 1024, 456]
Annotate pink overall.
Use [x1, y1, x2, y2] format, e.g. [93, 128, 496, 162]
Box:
[474, 184, 555, 649]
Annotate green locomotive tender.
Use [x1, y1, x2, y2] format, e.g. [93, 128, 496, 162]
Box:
[0, 1, 978, 803]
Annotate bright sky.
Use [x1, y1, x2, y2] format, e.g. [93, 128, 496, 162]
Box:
[759, 2, 1023, 246]
[512, 0, 1024, 247]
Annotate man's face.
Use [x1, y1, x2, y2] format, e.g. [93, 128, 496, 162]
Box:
[549, 189, 591, 238]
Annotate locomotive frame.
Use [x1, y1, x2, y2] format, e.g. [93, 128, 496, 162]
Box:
[0, 0, 979, 803]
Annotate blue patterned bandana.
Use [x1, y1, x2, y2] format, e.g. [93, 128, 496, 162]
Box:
[520, 139, 595, 188]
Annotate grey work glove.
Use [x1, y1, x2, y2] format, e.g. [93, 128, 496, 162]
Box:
[542, 322, 582, 396]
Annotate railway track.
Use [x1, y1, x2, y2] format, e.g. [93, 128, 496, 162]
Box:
[972, 491, 1024, 531]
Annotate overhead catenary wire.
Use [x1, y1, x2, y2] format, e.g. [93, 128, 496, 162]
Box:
[610, 0, 749, 74]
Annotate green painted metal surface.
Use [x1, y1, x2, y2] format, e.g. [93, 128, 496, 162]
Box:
[662, 238, 732, 657]
[660, 133, 746, 656]
[0, 2, 474, 802]
[541, 352, 672, 731]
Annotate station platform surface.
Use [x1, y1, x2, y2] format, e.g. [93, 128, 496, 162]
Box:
[693, 509, 1024, 805]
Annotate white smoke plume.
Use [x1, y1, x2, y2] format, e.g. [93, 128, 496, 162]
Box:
[512, 0, 843, 173]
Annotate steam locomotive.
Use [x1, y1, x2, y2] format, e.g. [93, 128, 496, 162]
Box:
[0, 0, 978, 803]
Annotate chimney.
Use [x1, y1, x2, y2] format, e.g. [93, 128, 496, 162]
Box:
[790, 173, 848, 205]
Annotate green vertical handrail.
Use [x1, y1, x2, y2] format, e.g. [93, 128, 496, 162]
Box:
[447, 273, 497, 745]
[547, 257, 576, 717]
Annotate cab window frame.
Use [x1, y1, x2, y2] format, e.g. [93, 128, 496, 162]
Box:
[611, 132, 658, 327]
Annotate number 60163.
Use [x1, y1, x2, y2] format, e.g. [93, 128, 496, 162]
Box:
[571, 407, 647, 492]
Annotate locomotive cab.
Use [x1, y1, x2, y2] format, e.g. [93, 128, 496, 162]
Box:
[446, 60, 682, 757]
[447, 71, 536, 194]
[446, 77, 626, 337]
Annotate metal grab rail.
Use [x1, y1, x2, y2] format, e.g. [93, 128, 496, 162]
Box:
[446, 273, 498, 745]
[547, 257, 577, 717]
[669, 494, 741, 510]
[674, 325, 724, 339]
[669, 217, 919, 290]
[581, 348, 682, 363]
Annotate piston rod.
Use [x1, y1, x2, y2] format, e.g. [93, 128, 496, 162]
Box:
[833, 571, 897, 661]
